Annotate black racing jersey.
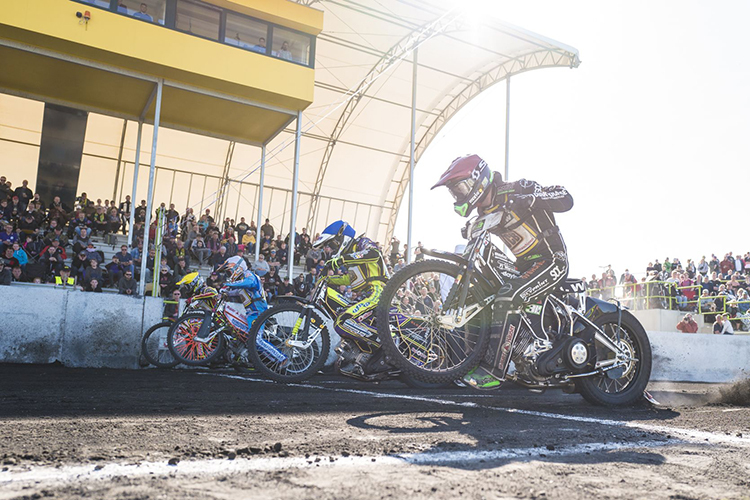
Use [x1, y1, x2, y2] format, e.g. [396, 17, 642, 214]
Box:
[480, 176, 573, 269]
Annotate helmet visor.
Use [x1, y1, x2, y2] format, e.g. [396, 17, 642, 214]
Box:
[448, 178, 475, 202]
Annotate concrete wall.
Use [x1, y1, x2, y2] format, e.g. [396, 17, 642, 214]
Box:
[0, 286, 162, 369]
[649, 331, 750, 383]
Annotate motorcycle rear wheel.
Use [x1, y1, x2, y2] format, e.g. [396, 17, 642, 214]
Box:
[167, 312, 226, 366]
[247, 304, 330, 383]
[376, 260, 491, 385]
[576, 312, 652, 406]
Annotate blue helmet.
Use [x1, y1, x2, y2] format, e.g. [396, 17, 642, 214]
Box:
[313, 220, 356, 258]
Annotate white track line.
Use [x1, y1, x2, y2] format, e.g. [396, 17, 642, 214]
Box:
[209, 373, 750, 447]
[0, 439, 679, 488]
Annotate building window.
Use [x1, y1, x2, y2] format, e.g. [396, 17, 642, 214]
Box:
[225, 13, 268, 54]
[176, 0, 221, 41]
[117, 0, 167, 25]
[272, 28, 312, 66]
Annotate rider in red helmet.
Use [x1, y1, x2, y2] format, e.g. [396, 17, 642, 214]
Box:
[432, 154, 574, 388]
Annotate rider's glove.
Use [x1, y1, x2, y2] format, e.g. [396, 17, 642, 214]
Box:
[460, 221, 471, 240]
[324, 257, 342, 274]
[507, 193, 535, 212]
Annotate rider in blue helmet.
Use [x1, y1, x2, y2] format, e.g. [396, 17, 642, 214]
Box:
[313, 221, 388, 340]
[219, 256, 268, 323]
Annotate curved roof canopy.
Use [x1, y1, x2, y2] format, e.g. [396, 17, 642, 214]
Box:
[266, 0, 580, 242]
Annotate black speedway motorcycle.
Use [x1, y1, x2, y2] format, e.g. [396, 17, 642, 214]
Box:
[375, 208, 652, 406]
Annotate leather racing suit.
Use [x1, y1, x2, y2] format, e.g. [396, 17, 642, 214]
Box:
[326, 240, 389, 340]
[482, 175, 573, 306]
[224, 270, 268, 324]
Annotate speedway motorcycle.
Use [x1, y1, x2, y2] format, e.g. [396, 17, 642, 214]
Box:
[167, 273, 256, 373]
[375, 208, 652, 406]
[247, 274, 444, 387]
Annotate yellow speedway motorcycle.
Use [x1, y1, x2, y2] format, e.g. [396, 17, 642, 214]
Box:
[248, 273, 449, 388]
[375, 208, 653, 406]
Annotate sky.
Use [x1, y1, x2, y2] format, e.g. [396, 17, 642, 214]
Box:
[394, 0, 750, 279]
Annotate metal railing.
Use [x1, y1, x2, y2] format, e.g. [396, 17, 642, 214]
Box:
[587, 280, 750, 316]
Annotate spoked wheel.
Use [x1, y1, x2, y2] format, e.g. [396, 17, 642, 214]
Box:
[376, 260, 491, 385]
[247, 304, 330, 383]
[141, 321, 180, 368]
[576, 312, 652, 406]
[168, 312, 225, 366]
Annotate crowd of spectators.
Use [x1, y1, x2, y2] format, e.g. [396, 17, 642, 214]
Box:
[0, 174, 433, 309]
[584, 252, 750, 332]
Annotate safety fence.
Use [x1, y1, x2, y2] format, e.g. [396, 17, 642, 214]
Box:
[588, 281, 750, 317]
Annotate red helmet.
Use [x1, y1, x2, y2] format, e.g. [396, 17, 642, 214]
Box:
[431, 154, 494, 217]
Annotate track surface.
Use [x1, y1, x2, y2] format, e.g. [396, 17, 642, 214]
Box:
[1, 364, 749, 500]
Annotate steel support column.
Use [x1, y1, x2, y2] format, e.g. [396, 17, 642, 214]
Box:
[407, 48, 418, 264]
[255, 145, 266, 264]
[288, 111, 302, 279]
[139, 79, 164, 296]
[127, 122, 143, 248]
[112, 119, 128, 202]
[504, 76, 511, 182]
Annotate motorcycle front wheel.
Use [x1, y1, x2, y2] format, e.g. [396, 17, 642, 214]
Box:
[141, 321, 180, 368]
[576, 312, 652, 406]
[376, 260, 491, 385]
[167, 312, 225, 366]
[247, 304, 330, 383]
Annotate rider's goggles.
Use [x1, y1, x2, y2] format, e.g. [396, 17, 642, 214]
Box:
[448, 178, 475, 202]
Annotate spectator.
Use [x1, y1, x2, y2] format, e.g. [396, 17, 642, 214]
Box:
[676, 313, 698, 333]
[13, 180, 33, 210]
[211, 245, 228, 270]
[389, 237, 400, 265]
[11, 265, 27, 283]
[83, 278, 103, 293]
[83, 259, 104, 288]
[253, 253, 270, 276]
[84, 242, 103, 265]
[191, 236, 211, 267]
[54, 265, 76, 288]
[163, 289, 181, 321]
[293, 272, 309, 296]
[306, 245, 322, 272]
[117, 268, 138, 296]
[0, 260, 11, 285]
[105, 256, 124, 286]
[713, 314, 734, 335]
[260, 218, 274, 240]
[720, 254, 734, 276]
[278, 276, 293, 296]
[206, 271, 223, 289]
[72, 227, 91, 254]
[11, 242, 28, 268]
[132, 2, 153, 21]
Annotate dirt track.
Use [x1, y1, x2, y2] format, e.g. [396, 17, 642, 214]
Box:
[1, 364, 749, 500]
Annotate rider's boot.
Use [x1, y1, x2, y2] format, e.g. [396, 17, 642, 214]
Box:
[463, 365, 503, 389]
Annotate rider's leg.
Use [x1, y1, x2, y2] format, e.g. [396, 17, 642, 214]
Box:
[335, 284, 382, 338]
[464, 255, 569, 389]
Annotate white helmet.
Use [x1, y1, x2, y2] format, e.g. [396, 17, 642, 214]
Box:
[312, 220, 356, 258]
[219, 255, 248, 282]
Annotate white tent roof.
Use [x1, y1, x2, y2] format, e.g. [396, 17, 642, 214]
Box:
[260, 0, 580, 242]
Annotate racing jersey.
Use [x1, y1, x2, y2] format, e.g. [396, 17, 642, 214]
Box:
[328, 248, 389, 292]
[481, 176, 573, 269]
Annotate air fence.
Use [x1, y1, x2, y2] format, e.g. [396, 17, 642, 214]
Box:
[0, 284, 748, 383]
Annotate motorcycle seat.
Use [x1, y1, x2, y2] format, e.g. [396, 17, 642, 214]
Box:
[558, 278, 586, 294]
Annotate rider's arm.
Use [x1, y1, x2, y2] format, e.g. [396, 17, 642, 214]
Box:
[509, 179, 573, 213]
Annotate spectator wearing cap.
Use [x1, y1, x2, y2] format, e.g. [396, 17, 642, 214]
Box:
[0, 260, 10, 285]
[8, 196, 23, 221]
[71, 250, 89, 280]
[206, 270, 223, 289]
[39, 245, 61, 278]
[84, 242, 103, 265]
[54, 266, 76, 288]
[268, 248, 281, 270]
[18, 212, 39, 237]
[118, 269, 138, 296]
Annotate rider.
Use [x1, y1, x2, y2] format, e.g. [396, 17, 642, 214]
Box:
[313, 220, 389, 340]
[218, 255, 268, 323]
[432, 154, 574, 388]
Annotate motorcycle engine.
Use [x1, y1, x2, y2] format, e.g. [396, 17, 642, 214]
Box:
[335, 340, 391, 381]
